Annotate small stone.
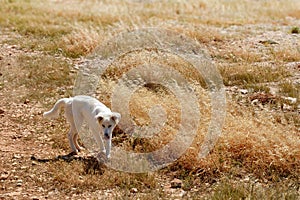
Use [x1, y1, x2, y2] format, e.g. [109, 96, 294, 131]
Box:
[32, 161, 38, 166]
[16, 179, 23, 186]
[170, 178, 182, 188]
[24, 99, 30, 104]
[283, 97, 297, 104]
[259, 40, 279, 45]
[178, 189, 186, 197]
[240, 89, 248, 94]
[31, 196, 40, 200]
[0, 172, 10, 180]
[130, 188, 138, 193]
[251, 99, 259, 105]
[282, 104, 293, 111]
[13, 154, 22, 159]
[7, 191, 21, 196]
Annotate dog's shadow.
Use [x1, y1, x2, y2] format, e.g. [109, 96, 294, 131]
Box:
[31, 152, 106, 175]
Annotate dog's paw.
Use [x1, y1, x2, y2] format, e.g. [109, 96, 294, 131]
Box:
[76, 146, 84, 152]
[94, 151, 109, 162]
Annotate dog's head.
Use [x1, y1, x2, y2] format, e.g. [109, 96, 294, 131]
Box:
[96, 112, 121, 140]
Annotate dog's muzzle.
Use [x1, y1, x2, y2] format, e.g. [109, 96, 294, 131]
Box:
[104, 133, 110, 140]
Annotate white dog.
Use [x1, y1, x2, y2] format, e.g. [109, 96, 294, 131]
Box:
[43, 95, 121, 158]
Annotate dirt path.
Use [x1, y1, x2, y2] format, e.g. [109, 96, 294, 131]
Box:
[0, 31, 58, 199]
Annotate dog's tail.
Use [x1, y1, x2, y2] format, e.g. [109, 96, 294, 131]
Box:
[43, 98, 72, 119]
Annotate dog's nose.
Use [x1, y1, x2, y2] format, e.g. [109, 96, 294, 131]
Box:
[104, 133, 110, 140]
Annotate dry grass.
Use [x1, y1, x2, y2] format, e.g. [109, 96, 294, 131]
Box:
[1, 0, 300, 199]
[219, 63, 291, 86]
[280, 81, 300, 99]
[61, 28, 103, 58]
[1, 0, 300, 56]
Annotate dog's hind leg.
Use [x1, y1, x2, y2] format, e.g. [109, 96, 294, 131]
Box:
[73, 110, 83, 151]
[65, 102, 83, 153]
[73, 132, 82, 152]
[67, 128, 79, 153]
[67, 124, 83, 153]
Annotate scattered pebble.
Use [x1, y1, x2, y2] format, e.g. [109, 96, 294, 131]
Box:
[130, 187, 138, 193]
[282, 96, 297, 104]
[259, 40, 279, 45]
[170, 178, 183, 188]
[0, 172, 10, 180]
[16, 179, 23, 187]
[24, 99, 30, 104]
[240, 89, 248, 94]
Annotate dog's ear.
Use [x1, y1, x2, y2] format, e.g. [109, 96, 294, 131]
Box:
[111, 112, 121, 124]
[96, 114, 104, 123]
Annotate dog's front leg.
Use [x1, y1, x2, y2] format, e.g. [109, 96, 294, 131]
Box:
[91, 127, 106, 154]
[105, 139, 112, 158]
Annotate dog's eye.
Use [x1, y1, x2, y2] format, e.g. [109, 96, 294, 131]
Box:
[108, 125, 112, 128]
[102, 125, 105, 128]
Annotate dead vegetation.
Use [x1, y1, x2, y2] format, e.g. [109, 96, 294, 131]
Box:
[0, 0, 299, 199]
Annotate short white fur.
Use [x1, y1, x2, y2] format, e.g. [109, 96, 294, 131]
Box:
[43, 95, 121, 158]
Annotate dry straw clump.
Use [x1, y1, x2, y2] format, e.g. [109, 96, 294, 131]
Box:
[61, 28, 103, 58]
[92, 46, 299, 181]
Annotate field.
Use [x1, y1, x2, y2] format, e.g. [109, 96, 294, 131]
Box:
[0, 0, 299, 199]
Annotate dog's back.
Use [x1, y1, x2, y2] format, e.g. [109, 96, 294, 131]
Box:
[72, 95, 111, 116]
[43, 96, 110, 120]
